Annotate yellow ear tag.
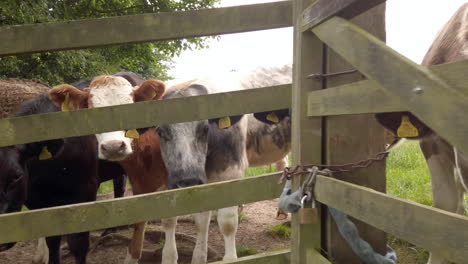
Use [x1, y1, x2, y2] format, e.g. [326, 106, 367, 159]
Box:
[151, 91, 158, 99]
[266, 112, 280, 123]
[397, 115, 419, 137]
[61, 94, 71, 112]
[125, 129, 140, 139]
[39, 146, 52, 160]
[218, 117, 231, 129]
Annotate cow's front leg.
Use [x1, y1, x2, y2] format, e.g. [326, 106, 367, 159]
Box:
[124, 222, 146, 264]
[45, 236, 62, 264]
[191, 211, 211, 264]
[66, 232, 89, 264]
[32, 238, 49, 264]
[421, 140, 464, 264]
[217, 206, 238, 261]
[275, 156, 289, 171]
[162, 217, 178, 264]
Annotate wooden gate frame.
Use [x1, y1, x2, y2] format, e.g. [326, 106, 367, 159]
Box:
[0, 0, 467, 263]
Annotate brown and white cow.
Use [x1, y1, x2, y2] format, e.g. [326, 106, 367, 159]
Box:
[49, 73, 167, 264]
[376, 4, 468, 264]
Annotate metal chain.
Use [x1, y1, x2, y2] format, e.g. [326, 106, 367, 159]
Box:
[278, 151, 389, 184]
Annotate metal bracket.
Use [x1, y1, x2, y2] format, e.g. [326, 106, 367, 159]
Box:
[307, 69, 358, 80]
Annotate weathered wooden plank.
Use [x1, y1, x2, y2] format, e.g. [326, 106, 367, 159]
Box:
[0, 1, 292, 56]
[0, 172, 283, 244]
[315, 176, 468, 264]
[322, 5, 387, 263]
[210, 249, 290, 264]
[302, 0, 386, 31]
[308, 80, 402, 116]
[312, 16, 468, 155]
[306, 248, 331, 264]
[307, 59, 468, 116]
[0, 84, 291, 147]
[291, 0, 324, 263]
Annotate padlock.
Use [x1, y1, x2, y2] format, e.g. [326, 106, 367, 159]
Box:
[299, 195, 318, 225]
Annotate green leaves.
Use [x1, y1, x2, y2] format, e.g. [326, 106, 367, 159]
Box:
[0, 0, 219, 85]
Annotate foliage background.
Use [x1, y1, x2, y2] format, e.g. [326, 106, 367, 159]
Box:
[0, 0, 219, 85]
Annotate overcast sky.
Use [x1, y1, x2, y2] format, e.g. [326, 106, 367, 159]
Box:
[167, 0, 467, 85]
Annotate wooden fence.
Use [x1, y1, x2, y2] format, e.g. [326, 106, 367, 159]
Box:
[0, 0, 467, 263]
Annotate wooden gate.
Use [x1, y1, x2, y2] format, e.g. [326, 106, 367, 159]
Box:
[0, 0, 467, 263]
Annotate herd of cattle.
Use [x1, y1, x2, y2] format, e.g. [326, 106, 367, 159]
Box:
[1, 3, 468, 264]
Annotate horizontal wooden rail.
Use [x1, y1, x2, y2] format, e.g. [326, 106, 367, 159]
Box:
[307, 59, 468, 116]
[315, 176, 468, 263]
[0, 172, 282, 244]
[210, 249, 290, 264]
[0, 84, 291, 147]
[302, 0, 385, 31]
[0, 1, 292, 56]
[312, 16, 468, 155]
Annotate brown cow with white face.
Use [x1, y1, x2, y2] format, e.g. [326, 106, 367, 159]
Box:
[49, 74, 167, 264]
[376, 4, 468, 264]
[49, 75, 165, 161]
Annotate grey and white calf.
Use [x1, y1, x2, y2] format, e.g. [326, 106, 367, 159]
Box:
[157, 65, 292, 264]
[376, 4, 468, 264]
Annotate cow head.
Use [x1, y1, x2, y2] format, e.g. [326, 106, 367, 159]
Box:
[0, 147, 27, 251]
[157, 84, 244, 189]
[49, 75, 165, 161]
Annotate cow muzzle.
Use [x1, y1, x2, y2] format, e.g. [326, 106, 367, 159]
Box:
[100, 140, 131, 161]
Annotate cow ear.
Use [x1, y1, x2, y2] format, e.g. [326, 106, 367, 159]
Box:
[253, 109, 290, 125]
[49, 84, 89, 111]
[209, 115, 243, 129]
[133, 79, 166, 102]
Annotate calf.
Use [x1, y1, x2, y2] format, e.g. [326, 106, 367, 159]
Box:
[375, 4, 468, 264]
[0, 87, 127, 264]
[0, 93, 100, 264]
[48, 73, 167, 264]
[155, 65, 294, 264]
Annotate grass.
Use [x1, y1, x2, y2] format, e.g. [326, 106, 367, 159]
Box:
[268, 224, 292, 240]
[97, 180, 114, 194]
[386, 140, 432, 206]
[236, 245, 258, 257]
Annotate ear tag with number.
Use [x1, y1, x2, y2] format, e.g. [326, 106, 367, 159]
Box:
[397, 115, 419, 137]
[125, 129, 140, 139]
[61, 94, 71, 112]
[39, 146, 53, 160]
[218, 117, 231, 129]
[266, 112, 280, 124]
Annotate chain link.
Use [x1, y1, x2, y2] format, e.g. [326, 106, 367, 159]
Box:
[278, 151, 389, 184]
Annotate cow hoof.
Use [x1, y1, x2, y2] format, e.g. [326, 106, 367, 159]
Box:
[276, 210, 288, 220]
[123, 251, 139, 264]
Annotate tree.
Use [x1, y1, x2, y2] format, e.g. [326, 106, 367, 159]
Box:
[0, 0, 218, 85]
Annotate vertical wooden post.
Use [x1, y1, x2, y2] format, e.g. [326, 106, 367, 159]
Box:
[324, 4, 387, 263]
[291, 0, 325, 263]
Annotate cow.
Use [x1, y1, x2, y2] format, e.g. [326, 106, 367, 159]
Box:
[0, 80, 127, 264]
[375, 4, 468, 264]
[48, 73, 167, 264]
[152, 65, 293, 264]
[0, 92, 100, 264]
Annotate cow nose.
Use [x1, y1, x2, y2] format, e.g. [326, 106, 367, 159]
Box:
[173, 178, 204, 189]
[100, 140, 126, 156]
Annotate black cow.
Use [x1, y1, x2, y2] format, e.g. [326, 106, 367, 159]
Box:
[0, 84, 127, 263]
